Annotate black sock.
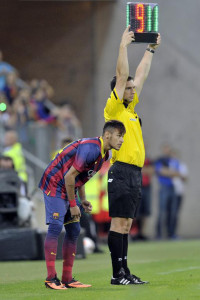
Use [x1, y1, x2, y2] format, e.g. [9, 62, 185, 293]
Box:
[108, 231, 123, 278]
[122, 234, 130, 275]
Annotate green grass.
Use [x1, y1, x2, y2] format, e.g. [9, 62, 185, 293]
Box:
[0, 239, 200, 300]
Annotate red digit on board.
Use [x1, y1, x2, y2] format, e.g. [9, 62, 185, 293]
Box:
[135, 4, 144, 33]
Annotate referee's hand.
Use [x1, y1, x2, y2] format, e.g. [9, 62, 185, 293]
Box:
[149, 33, 161, 50]
[82, 200, 92, 213]
[121, 25, 135, 47]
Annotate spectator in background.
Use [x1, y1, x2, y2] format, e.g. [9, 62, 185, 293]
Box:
[3, 130, 28, 190]
[172, 149, 188, 239]
[51, 137, 73, 160]
[3, 72, 19, 105]
[56, 104, 82, 147]
[0, 93, 11, 128]
[0, 50, 16, 91]
[0, 156, 33, 227]
[0, 103, 19, 131]
[30, 87, 57, 124]
[133, 156, 154, 241]
[29, 79, 54, 100]
[92, 160, 111, 235]
[12, 88, 31, 144]
[0, 86, 30, 135]
[40, 79, 55, 99]
[155, 143, 181, 239]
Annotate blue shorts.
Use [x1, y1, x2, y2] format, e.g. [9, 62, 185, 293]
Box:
[44, 193, 83, 225]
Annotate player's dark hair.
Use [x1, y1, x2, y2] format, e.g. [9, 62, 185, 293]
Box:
[110, 75, 134, 91]
[61, 137, 73, 148]
[103, 120, 126, 136]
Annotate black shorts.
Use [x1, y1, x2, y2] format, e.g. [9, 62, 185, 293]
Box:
[108, 161, 142, 219]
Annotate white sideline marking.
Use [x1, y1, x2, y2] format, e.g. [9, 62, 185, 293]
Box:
[158, 266, 200, 275]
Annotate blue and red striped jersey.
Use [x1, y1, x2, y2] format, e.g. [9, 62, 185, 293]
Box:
[39, 137, 110, 199]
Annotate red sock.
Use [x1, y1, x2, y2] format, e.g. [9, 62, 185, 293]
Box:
[62, 238, 77, 283]
[44, 233, 59, 279]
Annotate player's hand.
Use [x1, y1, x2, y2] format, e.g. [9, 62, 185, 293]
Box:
[121, 25, 135, 47]
[148, 33, 161, 50]
[81, 200, 92, 213]
[70, 205, 81, 218]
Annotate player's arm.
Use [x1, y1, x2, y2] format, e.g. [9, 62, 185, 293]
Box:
[115, 26, 135, 100]
[133, 33, 161, 97]
[64, 166, 81, 218]
[78, 185, 92, 213]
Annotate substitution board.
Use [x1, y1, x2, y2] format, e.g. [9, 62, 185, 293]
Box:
[127, 2, 159, 43]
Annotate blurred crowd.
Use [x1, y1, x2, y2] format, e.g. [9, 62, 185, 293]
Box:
[0, 50, 82, 147]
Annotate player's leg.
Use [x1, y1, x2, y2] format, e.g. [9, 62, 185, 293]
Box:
[108, 217, 131, 285]
[119, 217, 148, 284]
[43, 193, 67, 289]
[62, 202, 91, 288]
[121, 217, 133, 274]
[120, 164, 148, 284]
[108, 162, 147, 284]
[108, 163, 133, 284]
[62, 220, 79, 282]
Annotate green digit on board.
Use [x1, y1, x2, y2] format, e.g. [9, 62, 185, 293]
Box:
[126, 4, 130, 27]
[146, 5, 152, 32]
[153, 5, 159, 32]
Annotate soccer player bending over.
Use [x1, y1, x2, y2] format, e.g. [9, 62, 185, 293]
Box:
[104, 26, 161, 285]
[39, 120, 125, 290]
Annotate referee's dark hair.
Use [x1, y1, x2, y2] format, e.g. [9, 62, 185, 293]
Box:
[102, 120, 126, 136]
[110, 75, 134, 91]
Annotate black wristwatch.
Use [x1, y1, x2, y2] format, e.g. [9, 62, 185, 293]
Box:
[146, 48, 155, 54]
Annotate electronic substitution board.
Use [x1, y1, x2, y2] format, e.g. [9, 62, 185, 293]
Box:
[127, 2, 159, 43]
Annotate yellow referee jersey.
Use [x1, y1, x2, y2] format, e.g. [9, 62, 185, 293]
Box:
[104, 88, 145, 167]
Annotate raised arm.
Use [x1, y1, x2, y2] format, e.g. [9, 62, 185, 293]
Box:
[134, 33, 161, 97]
[115, 26, 135, 99]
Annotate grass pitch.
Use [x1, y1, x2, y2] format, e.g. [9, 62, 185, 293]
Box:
[0, 239, 200, 300]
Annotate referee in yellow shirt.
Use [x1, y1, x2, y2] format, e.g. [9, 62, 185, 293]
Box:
[104, 26, 161, 285]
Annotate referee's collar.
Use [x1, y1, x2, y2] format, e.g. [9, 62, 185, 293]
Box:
[99, 137, 106, 158]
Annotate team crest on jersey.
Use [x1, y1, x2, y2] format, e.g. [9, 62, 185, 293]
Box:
[87, 170, 97, 179]
[53, 212, 59, 219]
